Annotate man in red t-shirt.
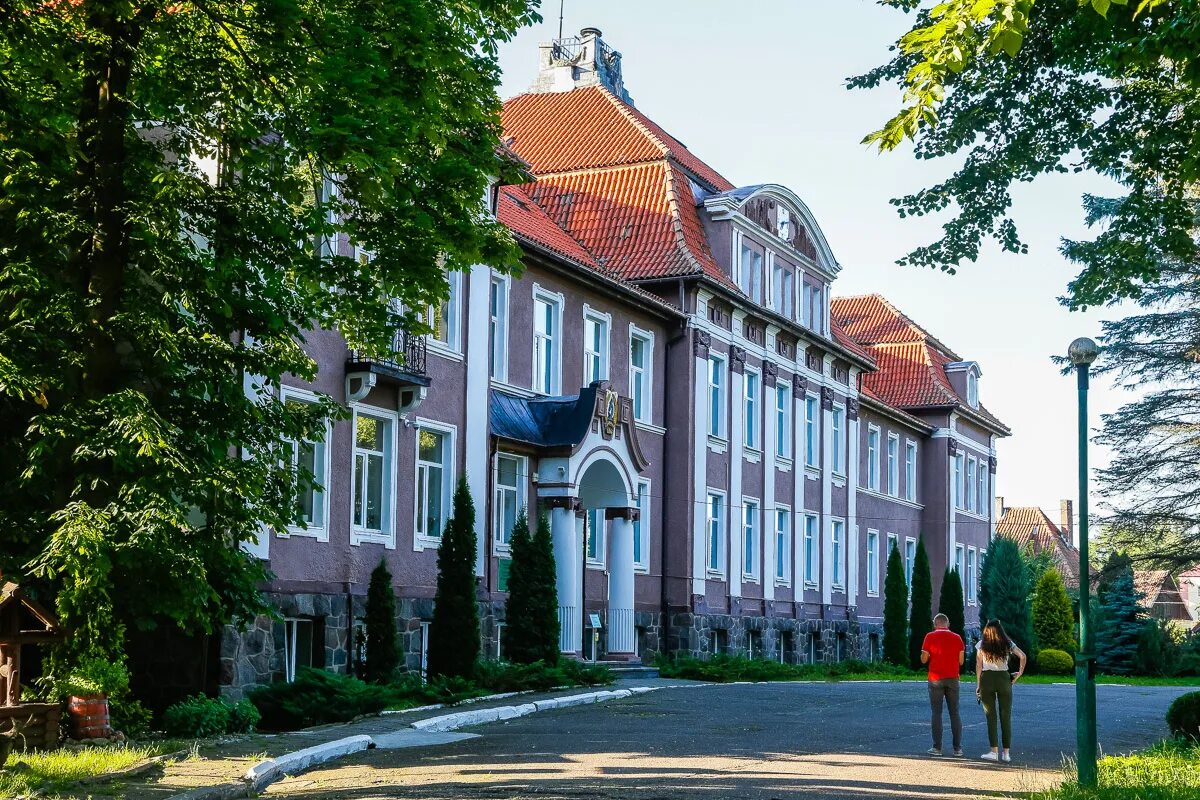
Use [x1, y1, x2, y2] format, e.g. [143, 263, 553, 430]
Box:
[921, 613, 965, 757]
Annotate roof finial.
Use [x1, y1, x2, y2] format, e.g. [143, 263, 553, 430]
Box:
[558, 0, 565, 40]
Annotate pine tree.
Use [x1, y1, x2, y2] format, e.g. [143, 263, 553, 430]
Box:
[427, 477, 480, 680]
[1032, 568, 1075, 654]
[883, 540, 909, 667]
[1096, 566, 1146, 675]
[908, 537, 934, 670]
[978, 537, 1036, 656]
[504, 510, 560, 664]
[937, 567, 966, 642]
[364, 559, 399, 683]
[1097, 551, 1134, 599]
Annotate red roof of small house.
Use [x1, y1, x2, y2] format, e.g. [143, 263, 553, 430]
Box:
[1134, 570, 1173, 604]
[1180, 565, 1200, 578]
[996, 506, 1083, 587]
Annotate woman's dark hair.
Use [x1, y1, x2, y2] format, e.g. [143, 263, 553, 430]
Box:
[979, 619, 1010, 661]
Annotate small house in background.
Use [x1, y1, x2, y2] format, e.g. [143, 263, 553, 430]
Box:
[1179, 565, 1200, 622]
[0, 578, 63, 751]
[995, 500, 1083, 589]
[1134, 570, 1193, 624]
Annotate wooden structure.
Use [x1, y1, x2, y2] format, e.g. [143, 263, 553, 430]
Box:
[0, 579, 63, 750]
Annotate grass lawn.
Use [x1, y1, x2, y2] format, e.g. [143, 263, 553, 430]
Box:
[1025, 740, 1200, 800]
[0, 743, 176, 797]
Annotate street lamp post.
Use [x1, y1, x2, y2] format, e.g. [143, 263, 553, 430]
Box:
[1068, 336, 1100, 788]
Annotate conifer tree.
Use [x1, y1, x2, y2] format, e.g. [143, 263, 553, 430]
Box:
[1032, 569, 1075, 655]
[883, 541, 909, 667]
[1096, 566, 1146, 675]
[427, 477, 480, 680]
[364, 559, 399, 683]
[504, 510, 560, 664]
[978, 537, 1036, 656]
[908, 537, 934, 670]
[937, 567, 966, 642]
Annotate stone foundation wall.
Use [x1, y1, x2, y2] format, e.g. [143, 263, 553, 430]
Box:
[667, 609, 885, 664]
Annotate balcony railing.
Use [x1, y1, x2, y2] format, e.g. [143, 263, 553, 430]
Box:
[347, 327, 428, 381]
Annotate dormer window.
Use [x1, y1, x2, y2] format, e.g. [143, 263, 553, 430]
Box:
[777, 207, 792, 241]
[739, 240, 764, 304]
[967, 371, 979, 408]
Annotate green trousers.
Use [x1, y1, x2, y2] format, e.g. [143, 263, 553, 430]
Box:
[979, 670, 1013, 749]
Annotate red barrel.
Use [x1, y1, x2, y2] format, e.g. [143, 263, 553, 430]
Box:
[68, 695, 110, 739]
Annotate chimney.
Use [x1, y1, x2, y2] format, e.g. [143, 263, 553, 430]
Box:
[994, 496, 1006, 522]
[1060, 499, 1074, 544]
[531, 27, 634, 105]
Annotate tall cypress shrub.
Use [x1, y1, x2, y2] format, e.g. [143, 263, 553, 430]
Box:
[427, 477, 480, 680]
[938, 567, 966, 642]
[908, 537, 934, 670]
[1096, 566, 1146, 675]
[504, 510, 560, 664]
[978, 537, 1036, 656]
[1032, 568, 1075, 654]
[883, 540, 909, 666]
[364, 559, 399, 683]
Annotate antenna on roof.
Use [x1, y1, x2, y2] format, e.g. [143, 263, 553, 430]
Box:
[558, 0, 565, 39]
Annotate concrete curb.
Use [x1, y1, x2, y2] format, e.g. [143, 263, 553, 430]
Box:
[165, 685, 657, 800]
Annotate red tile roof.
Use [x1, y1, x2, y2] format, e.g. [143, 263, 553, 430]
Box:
[1180, 565, 1200, 578]
[831, 294, 961, 358]
[996, 506, 1083, 587]
[497, 186, 600, 270]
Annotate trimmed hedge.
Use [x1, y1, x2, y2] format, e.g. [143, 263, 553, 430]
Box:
[162, 695, 260, 738]
[1037, 649, 1074, 676]
[657, 654, 920, 683]
[1167, 691, 1200, 741]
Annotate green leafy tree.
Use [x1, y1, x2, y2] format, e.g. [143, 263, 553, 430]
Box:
[908, 537, 934, 670]
[1032, 569, 1075, 655]
[855, 1, 1198, 308]
[979, 537, 1036, 656]
[1096, 566, 1146, 675]
[883, 541, 909, 666]
[504, 510, 560, 665]
[428, 477, 481, 680]
[0, 1, 536, 675]
[364, 560, 398, 684]
[937, 567, 966, 642]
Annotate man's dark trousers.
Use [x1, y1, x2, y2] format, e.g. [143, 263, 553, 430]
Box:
[928, 678, 962, 751]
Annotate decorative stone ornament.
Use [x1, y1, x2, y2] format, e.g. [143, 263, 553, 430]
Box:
[821, 386, 834, 410]
[730, 346, 747, 374]
[948, 439, 958, 456]
[847, 397, 860, 421]
[693, 330, 711, 359]
[792, 376, 809, 398]
[763, 362, 779, 387]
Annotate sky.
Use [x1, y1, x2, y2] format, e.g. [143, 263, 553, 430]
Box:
[495, 0, 1136, 528]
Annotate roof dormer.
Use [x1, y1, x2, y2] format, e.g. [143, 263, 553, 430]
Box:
[944, 361, 982, 408]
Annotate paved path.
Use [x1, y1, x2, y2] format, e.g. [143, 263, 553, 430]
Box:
[265, 681, 1191, 800]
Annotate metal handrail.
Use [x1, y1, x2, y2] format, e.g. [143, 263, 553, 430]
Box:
[349, 328, 427, 376]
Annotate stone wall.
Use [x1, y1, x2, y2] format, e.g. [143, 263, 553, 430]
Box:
[667, 608, 884, 665]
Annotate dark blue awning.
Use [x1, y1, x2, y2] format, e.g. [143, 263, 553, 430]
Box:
[489, 386, 598, 448]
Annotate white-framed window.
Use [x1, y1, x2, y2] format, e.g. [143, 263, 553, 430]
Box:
[742, 499, 759, 579]
[739, 241, 764, 304]
[867, 425, 881, 491]
[414, 421, 455, 545]
[904, 440, 917, 502]
[583, 308, 610, 384]
[283, 618, 316, 682]
[966, 456, 977, 513]
[744, 369, 760, 450]
[954, 453, 965, 509]
[708, 355, 726, 438]
[775, 506, 791, 583]
[955, 543, 966, 579]
[633, 479, 650, 571]
[489, 276, 509, 381]
[967, 372, 979, 408]
[804, 394, 819, 467]
[802, 282, 823, 331]
[904, 537, 917, 586]
[887, 532, 899, 566]
[831, 518, 845, 588]
[533, 289, 562, 395]
[426, 270, 461, 352]
[586, 507, 605, 567]
[967, 547, 978, 604]
[493, 452, 524, 551]
[866, 530, 880, 596]
[771, 261, 794, 318]
[281, 387, 330, 540]
[887, 433, 899, 498]
[831, 405, 845, 474]
[777, 207, 792, 240]
[707, 491, 726, 574]
[977, 463, 989, 517]
[351, 407, 396, 546]
[629, 328, 652, 423]
[775, 383, 791, 460]
[804, 513, 819, 585]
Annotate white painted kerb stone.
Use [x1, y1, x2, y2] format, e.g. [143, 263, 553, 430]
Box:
[245, 734, 372, 789]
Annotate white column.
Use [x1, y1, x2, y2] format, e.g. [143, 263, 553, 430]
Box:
[847, 402, 861, 607]
[762, 375, 777, 602]
[551, 504, 581, 654]
[820, 387, 833, 607]
[465, 263, 492, 577]
[729, 361, 745, 599]
[692, 339, 710, 596]
[948, 441, 957, 565]
[607, 514, 637, 655]
[792, 384, 806, 602]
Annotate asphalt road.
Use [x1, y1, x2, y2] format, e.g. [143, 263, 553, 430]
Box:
[266, 681, 1193, 800]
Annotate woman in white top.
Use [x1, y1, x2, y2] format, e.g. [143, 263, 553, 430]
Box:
[974, 619, 1026, 762]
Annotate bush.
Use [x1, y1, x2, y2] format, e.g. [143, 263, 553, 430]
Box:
[427, 477, 480, 680]
[1037, 648, 1074, 675]
[979, 537, 1036, 657]
[1166, 692, 1200, 741]
[1033, 569, 1076, 654]
[938, 567, 966, 642]
[504, 510, 561, 665]
[56, 656, 130, 698]
[908, 536, 933, 670]
[473, 659, 612, 694]
[364, 559, 399, 684]
[163, 695, 232, 738]
[1136, 619, 1181, 677]
[656, 653, 919, 683]
[227, 698, 261, 733]
[883, 540, 908, 666]
[249, 668, 396, 730]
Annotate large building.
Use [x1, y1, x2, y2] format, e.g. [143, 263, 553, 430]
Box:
[217, 28, 1009, 697]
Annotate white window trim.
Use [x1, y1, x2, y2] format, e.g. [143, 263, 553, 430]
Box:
[774, 504, 792, 587]
[965, 455, 977, 513]
[804, 392, 820, 471]
[629, 325, 655, 425]
[582, 304, 612, 384]
[350, 404, 399, 549]
[708, 354, 727, 443]
[412, 417, 458, 551]
[706, 488, 727, 578]
[634, 478, 651, 574]
[427, 270, 463, 358]
[866, 529, 881, 597]
[489, 275, 510, 384]
[742, 497, 761, 581]
[831, 516, 847, 591]
[803, 512, 820, 587]
[831, 404, 846, 477]
[967, 546, 978, 605]
[955, 543, 966, 579]
[904, 439, 918, 503]
[775, 381, 793, 465]
[953, 452, 965, 510]
[886, 432, 900, 498]
[280, 385, 331, 542]
[744, 367, 762, 455]
[531, 284, 564, 396]
[491, 451, 526, 556]
[867, 424, 881, 491]
[585, 507, 607, 569]
[904, 536, 917, 587]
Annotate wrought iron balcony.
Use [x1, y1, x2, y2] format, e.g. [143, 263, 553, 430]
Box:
[346, 327, 430, 387]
